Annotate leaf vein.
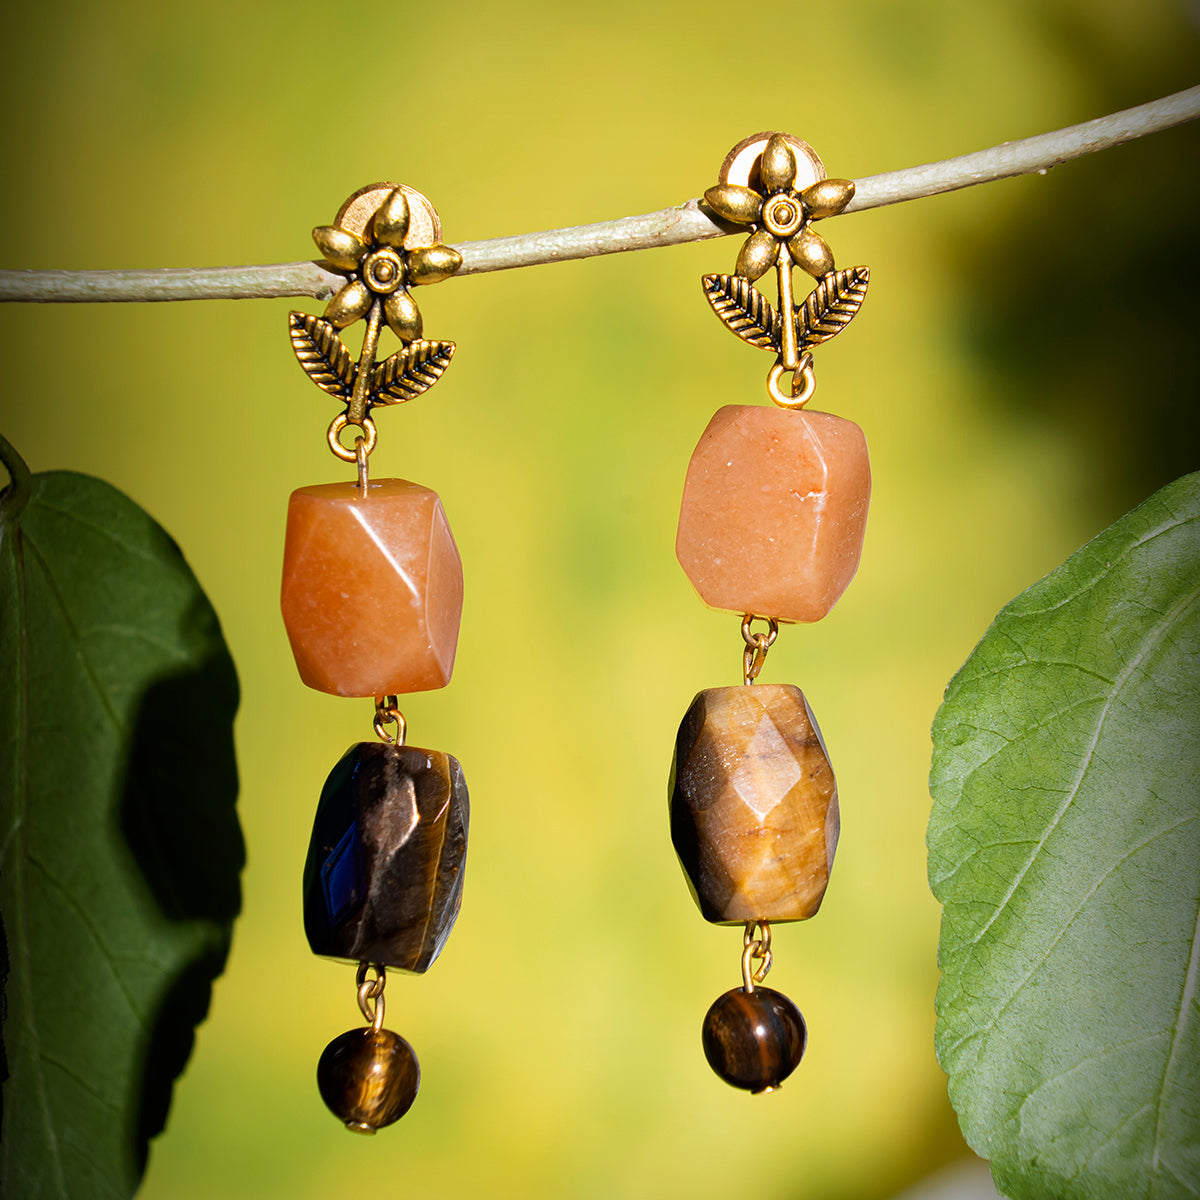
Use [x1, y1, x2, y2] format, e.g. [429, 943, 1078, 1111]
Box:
[80, 623, 195, 659]
[985, 812, 1197, 1032]
[930, 838, 1037, 887]
[1008, 514, 1199, 619]
[966, 579, 1200, 948]
[1060, 1101, 1154, 1190]
[38, 1053, 123, 1112]
[27, 855, 149, 1029]
[2, 520, 69, 1196]
[1150, 875, 1200, 1175]
[1153, 1156, 1200, 1197]
[23, 537, 125, 733]
[28, 499, 169, 569]
[967, 661, 1116, 688]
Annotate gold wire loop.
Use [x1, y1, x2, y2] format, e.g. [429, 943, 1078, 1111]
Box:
[743, 645, 764, 685]
[743, 919, 773, 957]
[328, 412, 378, 463]
[356, 963, 387, 1031]
[741, 615, 779, 685]
[741, 920, 773, 993]
[355, 435, 370, 495]
[373, 695, 407, 745]
[766, 353, 816, 409]
[740, 614, 779, 650]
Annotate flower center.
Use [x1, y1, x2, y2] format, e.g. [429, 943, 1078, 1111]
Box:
[362, 248, 405, 294]
[761, 193, 804, 239]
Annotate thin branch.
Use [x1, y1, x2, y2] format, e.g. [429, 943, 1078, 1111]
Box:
[1, 85, 1196, 305]
[0, 262, 341, 304]
[843, 83, 1200, 209]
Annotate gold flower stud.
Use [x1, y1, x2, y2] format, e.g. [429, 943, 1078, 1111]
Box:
[703, 132, 855, 282]
[314, 185, 462, 344]
[290, 183, 463, 465]
[699, 133, 869, 409]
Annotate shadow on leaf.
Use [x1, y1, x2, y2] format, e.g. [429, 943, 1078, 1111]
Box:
[119, 632, 244, 1160]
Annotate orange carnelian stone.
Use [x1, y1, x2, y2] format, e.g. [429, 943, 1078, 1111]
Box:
[281, 479, 463, 697]
[676, 406, 870, 622]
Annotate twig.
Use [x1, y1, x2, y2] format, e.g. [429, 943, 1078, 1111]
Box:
[1, 85, 1196, 305]
[0, 262, 341, 304]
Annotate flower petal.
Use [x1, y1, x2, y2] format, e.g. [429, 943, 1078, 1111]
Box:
[372, 188, 410, 250]
[384, 289, 423, 343]
[801, 178, 855, 220]
[788, 228, 835, 278]
[407, 244, 463, 286]
[312, 225, 366, 271]
[760, 134, 797, 193]
[703, 184, 763, 225]
[736, 229, 780, 281]
[324, 280, 373, 328]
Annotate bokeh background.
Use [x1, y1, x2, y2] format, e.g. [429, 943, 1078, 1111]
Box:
[2, 2, 1197, 1197]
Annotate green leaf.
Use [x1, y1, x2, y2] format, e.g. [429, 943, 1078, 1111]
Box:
[929, 472, 1200, 1199]
[0, 448, 242, 1199]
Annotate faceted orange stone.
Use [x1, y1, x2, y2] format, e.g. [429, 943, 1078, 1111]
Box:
[281, 479, 463, 697]
[676, 405, 870, 622]
[669, 685, 839, 924]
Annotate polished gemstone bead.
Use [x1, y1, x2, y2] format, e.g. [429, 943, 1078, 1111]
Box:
[676, 405, 870, 622]
[281, 479, 464, 697]
[303, 742, 468, 972]
[702, 986, 806, 1092]
[317, 1027, 420, 1131]
[670, 684, 838, 923]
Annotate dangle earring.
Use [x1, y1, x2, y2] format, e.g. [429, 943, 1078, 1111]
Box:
[281, 183, 467, 1132]
[669, 134, 871, 1091]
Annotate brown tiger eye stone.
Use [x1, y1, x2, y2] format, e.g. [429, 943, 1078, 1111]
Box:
[280, 478, 464, 697]
[317, 1027, 420, 1131]
[702, 987, 806, 1092]
[669, 685, 838, 923]
[675, 405, 870, 623]
[303, 741, 468, 972]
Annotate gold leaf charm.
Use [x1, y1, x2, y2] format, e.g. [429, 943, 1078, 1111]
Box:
[797, 267, 870, 350]
[701, 274, 783, 351]
[289, 312, 356, 399]
[369, 340, 457, 405]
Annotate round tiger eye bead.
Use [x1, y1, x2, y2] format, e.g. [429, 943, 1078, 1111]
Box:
[701, 987, 807, 1092]
[316, 1027, 420, 1132]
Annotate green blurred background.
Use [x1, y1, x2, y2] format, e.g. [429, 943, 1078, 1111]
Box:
[2, 1, 1197, 1196]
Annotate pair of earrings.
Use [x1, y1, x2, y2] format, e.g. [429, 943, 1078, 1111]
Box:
[281, 133, 871, 1130]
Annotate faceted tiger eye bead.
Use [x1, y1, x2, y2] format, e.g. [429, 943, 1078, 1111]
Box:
[281, 479, 464, 697]
[702, 987, 807, 1092]
[317, 1027, 420, 1132]
[670, 685, 838, 923]
[676, 405, 870, 623]
[303, 742, 468, 972]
